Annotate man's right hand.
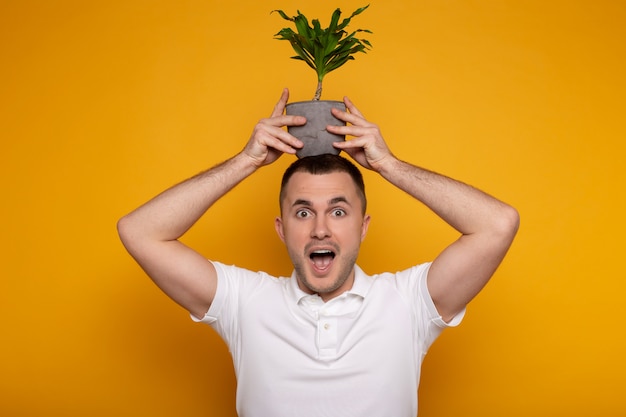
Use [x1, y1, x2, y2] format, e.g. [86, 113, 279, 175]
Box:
[241, 88, 306, 167]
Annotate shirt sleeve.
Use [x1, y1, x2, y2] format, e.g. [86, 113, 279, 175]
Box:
[398, 262, 466, 357]
[190, 261, 230, 325]
[190, 261, 273, 351]
[417, 262, 466, 328]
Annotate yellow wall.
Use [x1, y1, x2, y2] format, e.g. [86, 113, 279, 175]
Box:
[1, 0, 624, 415]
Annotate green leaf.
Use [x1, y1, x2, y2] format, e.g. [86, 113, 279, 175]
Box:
[271, 9, 294, 22]
[337, 4, 370, 30]
[328, 8, 342, 31]
[323, 32, 342, 57]
[293, 13, 311, 37]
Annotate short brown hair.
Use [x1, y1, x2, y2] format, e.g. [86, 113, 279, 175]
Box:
[279, 154, 367, 214]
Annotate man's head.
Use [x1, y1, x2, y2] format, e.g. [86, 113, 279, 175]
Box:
[275, 155, 370, 301]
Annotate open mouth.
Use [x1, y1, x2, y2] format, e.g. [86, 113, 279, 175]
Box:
[309, 249, 336, 271]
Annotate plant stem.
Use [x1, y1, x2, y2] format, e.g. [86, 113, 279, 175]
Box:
[313, 81, 323, 101]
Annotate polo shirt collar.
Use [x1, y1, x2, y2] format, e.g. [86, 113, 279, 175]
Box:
[287, 265, 373, 304]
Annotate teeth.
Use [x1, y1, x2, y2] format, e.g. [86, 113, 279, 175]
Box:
[310, 250, 335, 259]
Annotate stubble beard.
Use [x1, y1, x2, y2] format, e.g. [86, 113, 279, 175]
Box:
[291, 247, 360, 299]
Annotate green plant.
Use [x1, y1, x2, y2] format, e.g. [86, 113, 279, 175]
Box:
[272, 5, 373, 100]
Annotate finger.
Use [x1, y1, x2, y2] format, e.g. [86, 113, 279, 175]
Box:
[257, 124, 303, 148]
[270, 88, 290, 118]
[262, 114, 307, 128]
[332, 142, 371, 169]
[331, 106, 370, 127]
[260, 131, 302, 154]
[332, 136, 370, 149]
[327, 123, 375, 137]
[343, 96, 364, 118]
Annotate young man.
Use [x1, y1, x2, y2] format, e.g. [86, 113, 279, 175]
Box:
[118, 89, 519, 416]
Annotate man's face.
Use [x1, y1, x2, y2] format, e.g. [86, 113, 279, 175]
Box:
[275, 171, 370, 301]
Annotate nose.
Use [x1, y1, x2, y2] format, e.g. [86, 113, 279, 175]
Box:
[311, 216, 331, 239]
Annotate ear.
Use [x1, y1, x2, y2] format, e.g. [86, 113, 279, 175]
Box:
[360, 214, 371, 241]
[275, 216, 285, 242]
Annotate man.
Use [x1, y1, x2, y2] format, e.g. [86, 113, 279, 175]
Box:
[118, 89, 519, 416]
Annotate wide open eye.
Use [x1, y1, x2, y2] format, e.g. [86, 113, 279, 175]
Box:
[331, 208, 346, 217]
[296, 209, 312, 218]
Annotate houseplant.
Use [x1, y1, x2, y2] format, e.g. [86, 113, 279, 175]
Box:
[273, 5, 373, 157]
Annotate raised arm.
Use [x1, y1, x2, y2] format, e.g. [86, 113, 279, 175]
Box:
[117, 89, 305, 318]
[330, 99, 519, 322]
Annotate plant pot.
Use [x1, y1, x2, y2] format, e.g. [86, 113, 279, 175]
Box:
[285, 100, 346, 158]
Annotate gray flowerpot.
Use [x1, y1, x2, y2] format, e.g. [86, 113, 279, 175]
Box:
[285, 100, 346, 158]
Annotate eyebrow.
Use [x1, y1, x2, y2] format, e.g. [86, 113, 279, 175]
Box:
[292, 196, 351, 208]
[329, 196, 350, 206]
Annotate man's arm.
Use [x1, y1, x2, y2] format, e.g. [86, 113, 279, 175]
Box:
[376, 160, 519, 322]
[117, 89, 305, 319]
[330, 99, 519, 322]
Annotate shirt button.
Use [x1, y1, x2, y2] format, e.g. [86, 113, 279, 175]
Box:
[323, 323, 330, 330]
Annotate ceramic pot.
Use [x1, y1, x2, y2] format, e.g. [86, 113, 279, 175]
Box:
[285, 100, 346, 158]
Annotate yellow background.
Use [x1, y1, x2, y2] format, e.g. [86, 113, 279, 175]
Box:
[1, 0, 624, 416]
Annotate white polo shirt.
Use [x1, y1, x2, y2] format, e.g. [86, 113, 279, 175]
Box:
[194, 262, 464, 417]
